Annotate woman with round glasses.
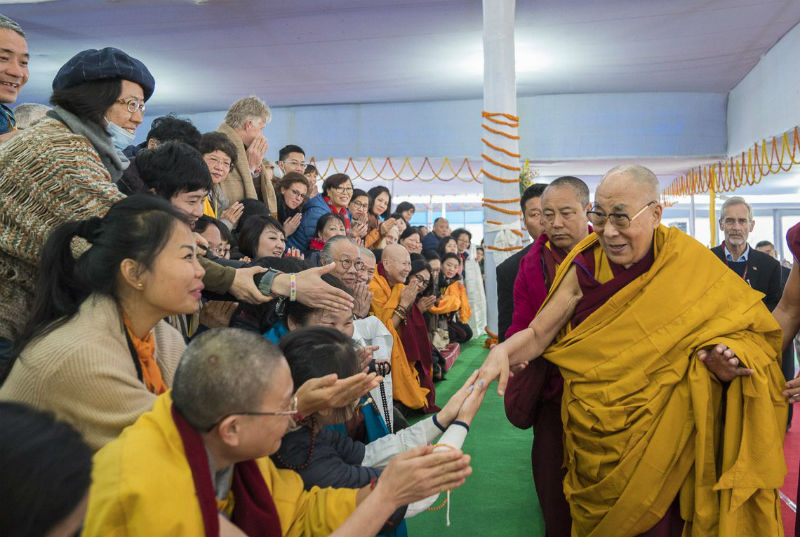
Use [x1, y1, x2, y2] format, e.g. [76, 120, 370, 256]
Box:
[0, 47, 154, 359]
[287, 173, 354, 254]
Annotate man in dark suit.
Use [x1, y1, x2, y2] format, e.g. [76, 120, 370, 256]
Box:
[496, 183, 546, 342]
[710, 196, 782, 311]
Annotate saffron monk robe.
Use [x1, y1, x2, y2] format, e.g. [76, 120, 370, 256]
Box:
[82, 328, 472, 537]
[477, 164, 787, 537]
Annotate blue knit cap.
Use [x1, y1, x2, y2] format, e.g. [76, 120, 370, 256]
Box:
[52, 47, 155, 101]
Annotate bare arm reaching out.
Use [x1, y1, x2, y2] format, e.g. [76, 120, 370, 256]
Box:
[477, 265, 582, 395]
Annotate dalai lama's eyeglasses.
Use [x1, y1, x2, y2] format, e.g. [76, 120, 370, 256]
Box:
[205, 395, 298, 431]
[587, 201, 656, 230]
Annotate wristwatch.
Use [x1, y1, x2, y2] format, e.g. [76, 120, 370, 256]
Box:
[256, 267, 284, 297]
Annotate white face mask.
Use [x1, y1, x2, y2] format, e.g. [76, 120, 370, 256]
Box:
[106, 119, 135, 152]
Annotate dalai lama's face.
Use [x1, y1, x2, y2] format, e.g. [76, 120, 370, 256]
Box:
[594, 173, 662, 268]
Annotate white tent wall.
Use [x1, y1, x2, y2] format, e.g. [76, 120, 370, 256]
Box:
[728, 20, 800, 155]
[136, 92, 727, 169]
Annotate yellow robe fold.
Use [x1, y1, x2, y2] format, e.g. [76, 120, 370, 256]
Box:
[369, 273, 430, 409]
[83, 392, 358, 537]
[540, 225, 787, 537]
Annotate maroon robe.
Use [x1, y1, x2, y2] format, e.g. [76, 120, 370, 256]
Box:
[503, 234, 571, 537]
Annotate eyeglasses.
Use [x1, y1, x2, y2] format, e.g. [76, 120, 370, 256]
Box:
[209, 244, 230, 257]
[205, 395, 298, 432]
[331, 186, 354, 194]
[350, 201, 368, 210]
[287, 187, 306, 199]
[413, 274, 430, 287]
[116, 98, 146, 114]
[283, 159, 307, 168]
[586, 201, 656, 230]
[335, 257, 365, 271]
[206, 155, 232, 171]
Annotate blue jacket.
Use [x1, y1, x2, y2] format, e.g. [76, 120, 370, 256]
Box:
[286, 194, 331, 252]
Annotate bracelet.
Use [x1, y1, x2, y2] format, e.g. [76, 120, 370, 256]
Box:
[369, 477, 378, 490]
[451, 420, 470, 432]
[432, 414, 446, 432]
[290, 273, 297, 302]
[393, 307, 406, 321]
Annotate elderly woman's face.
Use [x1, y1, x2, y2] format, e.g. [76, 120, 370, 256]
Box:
[203, 150, 232, 185]
[105, 79, 145, 133]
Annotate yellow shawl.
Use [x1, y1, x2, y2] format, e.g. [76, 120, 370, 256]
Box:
[83, 393, 357, 537]
[369, 273, 430, 409]
[541, 225, 787, 537]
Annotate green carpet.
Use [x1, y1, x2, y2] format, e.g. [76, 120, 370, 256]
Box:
[406, 337, 545, 537]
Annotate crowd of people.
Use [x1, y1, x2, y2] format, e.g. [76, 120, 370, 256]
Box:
[5, 12, 800, 537]
[0, 16, 490, 537]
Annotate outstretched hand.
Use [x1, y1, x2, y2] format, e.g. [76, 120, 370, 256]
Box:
[295, 371, 382, 416]
[696, 344, 753, 382]
[476, 343, 511, 396]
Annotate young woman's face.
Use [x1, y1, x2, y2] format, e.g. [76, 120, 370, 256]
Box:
[372, 192, 389, 216]
[319, 218, 346, 241]
[256, 226, 286, 258]
[442, 258, 460, 279]
[401, 208, 414, 222]
[394, 218, 407, 235]
[444, 238, 458, 254]
[135, 222, 205, 315]
[281, 181, 308, 210]
[348, 195, 369, 221]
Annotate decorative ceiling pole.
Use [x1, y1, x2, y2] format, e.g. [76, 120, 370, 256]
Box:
[481, 0, 522, 342]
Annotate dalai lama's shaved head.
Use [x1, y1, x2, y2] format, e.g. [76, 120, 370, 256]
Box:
[602, 164, 660, 202]
[593, 164, 663, 268]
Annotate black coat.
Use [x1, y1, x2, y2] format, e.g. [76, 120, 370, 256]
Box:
[496, 243, 533, 342]
[710, 244, 782, 311]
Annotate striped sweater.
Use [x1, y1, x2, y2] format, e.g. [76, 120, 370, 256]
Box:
[0, 117, 124, 340]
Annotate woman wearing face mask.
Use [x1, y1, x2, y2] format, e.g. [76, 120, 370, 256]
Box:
[0, 47, 154, 365]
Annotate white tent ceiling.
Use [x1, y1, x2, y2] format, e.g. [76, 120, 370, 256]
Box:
[5, 0, 800, 114]
[4, 0, 800, 194]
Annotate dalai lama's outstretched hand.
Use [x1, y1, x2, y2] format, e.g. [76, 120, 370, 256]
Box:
[476, 343, 511, 396]
[696, 344, 753, 383]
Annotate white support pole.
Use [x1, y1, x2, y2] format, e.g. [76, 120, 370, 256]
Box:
[482, 0, 520, 338]
[689, 194, 696, 237]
